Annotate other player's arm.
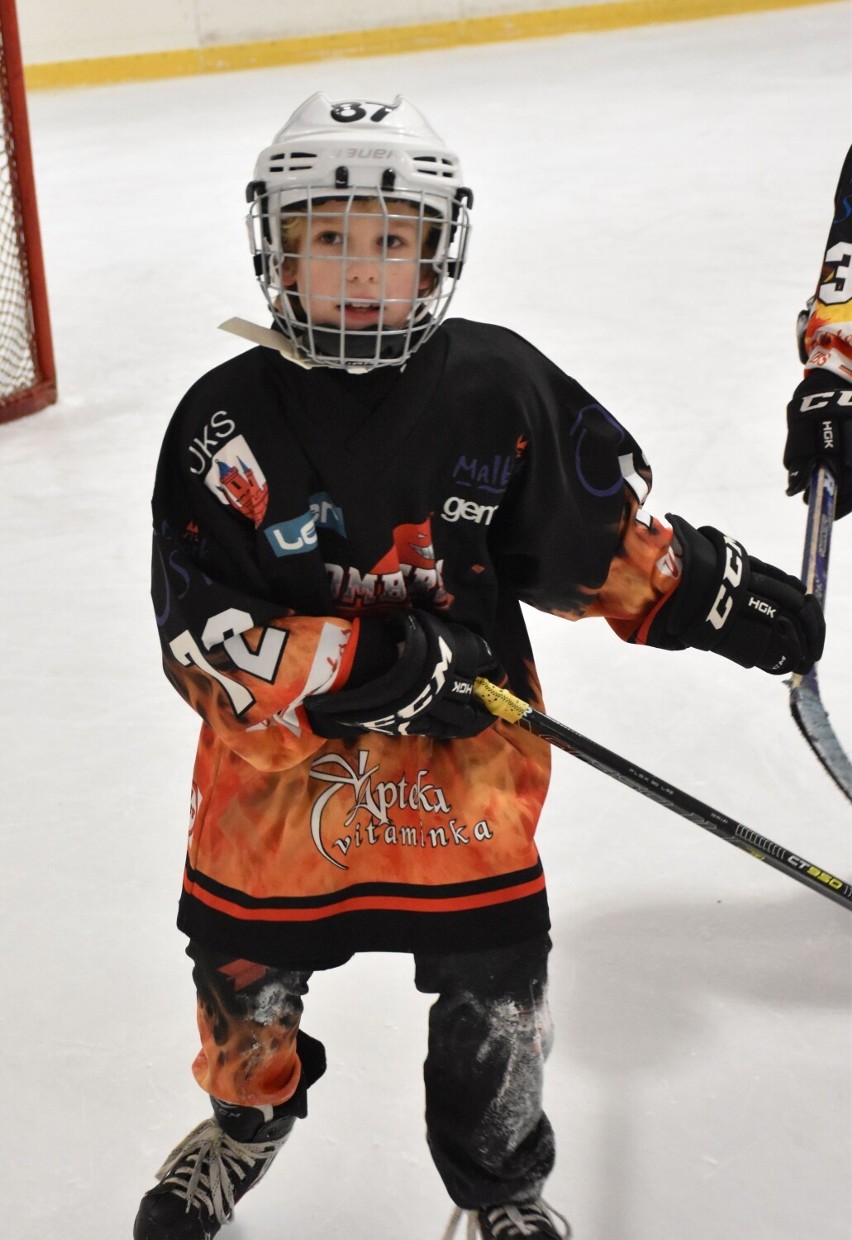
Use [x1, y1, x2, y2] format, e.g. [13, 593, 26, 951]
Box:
[785, 144, 852, 517]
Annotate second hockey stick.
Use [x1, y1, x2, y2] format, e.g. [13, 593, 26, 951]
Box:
[473, 678, 852, 912]
[788, 463, 852, 803]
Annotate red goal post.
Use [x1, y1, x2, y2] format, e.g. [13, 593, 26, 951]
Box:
[0, 0, 55, 424]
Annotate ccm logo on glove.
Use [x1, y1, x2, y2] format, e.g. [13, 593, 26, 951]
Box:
[345, 634, 454, 733]
[648, 515, 825, 676]
[785, 375, 852, 518]
[706, 534, 744, 630]
[305, 610, 501, 740]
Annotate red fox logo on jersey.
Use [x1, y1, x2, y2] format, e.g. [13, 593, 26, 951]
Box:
[326, 516, 453, 611]
[371, 518, 453, 609]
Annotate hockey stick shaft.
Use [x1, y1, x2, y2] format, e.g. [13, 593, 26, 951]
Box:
[788, 464, 852, 802]
[797, 462, 836, 606]
[474, 678, 852, 912]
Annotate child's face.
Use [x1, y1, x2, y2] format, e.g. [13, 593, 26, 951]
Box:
[281, 199, 434, 331]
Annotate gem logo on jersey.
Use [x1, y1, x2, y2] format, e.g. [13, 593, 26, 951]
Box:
[441, 496, 498, 525]
[204, 434, 269, 527]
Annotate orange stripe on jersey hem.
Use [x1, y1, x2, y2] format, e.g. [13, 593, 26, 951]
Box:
[183, 870, 547, 923]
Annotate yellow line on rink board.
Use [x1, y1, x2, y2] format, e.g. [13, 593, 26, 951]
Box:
[25, 0, 847, 90]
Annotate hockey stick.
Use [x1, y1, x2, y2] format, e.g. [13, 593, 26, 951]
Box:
[788, 463, 852, 802]
[473, 678, 852, 912]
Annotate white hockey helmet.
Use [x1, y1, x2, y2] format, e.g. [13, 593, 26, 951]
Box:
[246, 92, 473, 369]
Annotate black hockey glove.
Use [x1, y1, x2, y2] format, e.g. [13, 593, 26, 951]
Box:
[784, 371, 852, 518]
[305, 610, 501, 739]
[647, 514, 825, 675]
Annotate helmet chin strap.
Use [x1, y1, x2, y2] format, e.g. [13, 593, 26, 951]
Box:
[287, 303, 434, 368]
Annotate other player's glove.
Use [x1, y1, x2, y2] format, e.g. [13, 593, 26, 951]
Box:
[647, 514, 825, 675]
[784, 370, 852, 518]
[305, 610, 501, 739]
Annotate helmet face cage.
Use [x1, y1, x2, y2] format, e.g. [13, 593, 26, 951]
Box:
[246, 95, 473, 369]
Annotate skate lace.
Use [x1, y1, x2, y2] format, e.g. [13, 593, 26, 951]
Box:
[441, 1200, 571, 1240]
[155, 1117, 287, 1226]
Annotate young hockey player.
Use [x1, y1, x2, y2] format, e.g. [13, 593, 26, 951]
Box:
[135, 94, 825, 1240]
[785, 143, 852, 517]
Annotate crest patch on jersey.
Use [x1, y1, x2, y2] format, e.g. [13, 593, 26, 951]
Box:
[204, 434, 269, 527]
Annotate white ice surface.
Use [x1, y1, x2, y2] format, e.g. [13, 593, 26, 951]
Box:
[2, 6, 851, 1238]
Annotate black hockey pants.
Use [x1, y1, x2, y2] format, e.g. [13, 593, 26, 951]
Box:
[185, 934, 555, 1209]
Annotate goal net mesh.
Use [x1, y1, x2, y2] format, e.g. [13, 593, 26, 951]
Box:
[0, 3, 55, 421]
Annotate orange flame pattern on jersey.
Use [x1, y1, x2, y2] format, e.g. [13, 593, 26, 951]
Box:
[168, 498, 679, 939]
[547, 502, 679, 634]
[191, 958, 303, 1107]
[183, 715, 551, 922]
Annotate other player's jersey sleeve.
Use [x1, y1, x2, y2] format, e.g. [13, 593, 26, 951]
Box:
[797, 145, 852, 384]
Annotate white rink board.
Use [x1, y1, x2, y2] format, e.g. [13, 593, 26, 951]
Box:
[20, 0, 615, 66]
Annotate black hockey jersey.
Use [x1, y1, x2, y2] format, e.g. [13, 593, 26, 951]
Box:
[151, 319, 680, 966]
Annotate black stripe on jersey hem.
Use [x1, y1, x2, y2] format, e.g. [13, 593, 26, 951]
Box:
[183, 855, 544, 911]
[177, 890, 552, 970]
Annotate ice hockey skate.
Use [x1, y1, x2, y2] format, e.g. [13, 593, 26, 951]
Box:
[444, 1198, 571, 1239]
[133, 1106, 294, 1240]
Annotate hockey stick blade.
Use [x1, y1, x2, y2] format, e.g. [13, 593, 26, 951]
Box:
[790, 675, 852, 801]
[788, 464, 852, 803]
[474, 678, 852, 912]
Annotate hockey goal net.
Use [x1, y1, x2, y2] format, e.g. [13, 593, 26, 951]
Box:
[0, 0, 55, 424]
